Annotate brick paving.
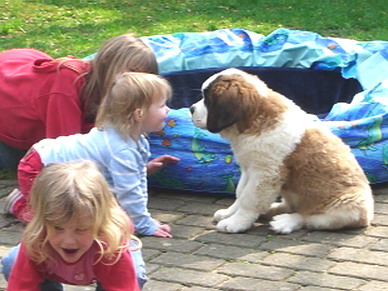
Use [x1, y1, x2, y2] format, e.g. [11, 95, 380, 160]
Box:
[1, 178, 388, 291]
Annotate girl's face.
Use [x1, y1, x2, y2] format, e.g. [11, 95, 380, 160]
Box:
[46, 215, 95, 263]
[140, 96, 170, 133]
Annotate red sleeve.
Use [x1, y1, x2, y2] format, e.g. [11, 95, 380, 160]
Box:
[6, 244, 45, 291]
[94, 250, 140, 291]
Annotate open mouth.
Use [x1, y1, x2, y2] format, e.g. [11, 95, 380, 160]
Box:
[62, 248, 78, 255]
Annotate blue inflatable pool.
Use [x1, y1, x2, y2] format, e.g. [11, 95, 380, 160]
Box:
[142, 28, 388, 194]
[133, 28, 388, 194]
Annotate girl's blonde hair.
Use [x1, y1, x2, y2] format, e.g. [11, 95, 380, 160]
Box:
[23, 161, 132, 265]
[82, 34, 159, 122]
[95, 72, 172, 140]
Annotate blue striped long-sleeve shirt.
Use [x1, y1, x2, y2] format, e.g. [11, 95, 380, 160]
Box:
[36, 127, 158, 235]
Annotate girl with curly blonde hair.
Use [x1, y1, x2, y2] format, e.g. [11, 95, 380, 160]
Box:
[2, 161, 144, 290]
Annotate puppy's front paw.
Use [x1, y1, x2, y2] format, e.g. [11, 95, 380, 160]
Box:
[214, 208, 233, 222]
[216, 217, 252, 233]
[270, 213, 304, 234]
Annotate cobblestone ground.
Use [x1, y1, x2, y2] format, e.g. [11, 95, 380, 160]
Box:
[1, 178, 388, 291]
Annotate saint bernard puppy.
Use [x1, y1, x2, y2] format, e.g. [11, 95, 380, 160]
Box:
[190, 68, 374, 234]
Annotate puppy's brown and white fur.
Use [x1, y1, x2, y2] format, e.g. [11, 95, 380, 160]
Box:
[190, 68, 374, 234]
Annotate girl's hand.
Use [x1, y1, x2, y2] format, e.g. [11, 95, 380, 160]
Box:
[147, 155, 180, 176]
[152, 222, 173, 238]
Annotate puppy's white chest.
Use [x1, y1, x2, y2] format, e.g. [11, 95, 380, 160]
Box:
[227, 118, 306, 166]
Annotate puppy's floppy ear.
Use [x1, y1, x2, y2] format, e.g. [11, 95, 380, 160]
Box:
[206, 79, 246, 133]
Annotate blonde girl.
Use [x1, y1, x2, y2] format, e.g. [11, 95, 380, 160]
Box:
[2, 161, 143, 291]
[0, 33, 158, 170]
[83, 34, 159, 123]
[9, 72, 178, 238]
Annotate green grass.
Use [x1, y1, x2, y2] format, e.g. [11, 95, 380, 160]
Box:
[1, 0, 387, 58]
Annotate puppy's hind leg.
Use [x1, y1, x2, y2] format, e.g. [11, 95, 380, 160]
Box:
[305, 202, 373, 231]
[270, 213, 304, 234]
[261, 197, 291, 220]
[271, 193, 374, 234]
[267, 192, 300, 233]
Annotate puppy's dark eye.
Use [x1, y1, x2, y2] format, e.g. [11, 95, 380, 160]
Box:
[203, 88, 212, 107]
[203, 87, 210, 98]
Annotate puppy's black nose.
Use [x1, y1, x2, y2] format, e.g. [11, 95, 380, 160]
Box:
[189, 105, 195, 114]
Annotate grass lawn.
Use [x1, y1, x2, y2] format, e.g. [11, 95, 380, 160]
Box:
[1, 0, 387, 58]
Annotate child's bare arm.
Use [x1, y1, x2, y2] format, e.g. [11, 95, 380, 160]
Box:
[147, 155, 180, 175]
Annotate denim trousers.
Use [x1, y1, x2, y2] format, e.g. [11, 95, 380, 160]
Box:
[1, 242, 147, 290]
[0, 140, 26, 171]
